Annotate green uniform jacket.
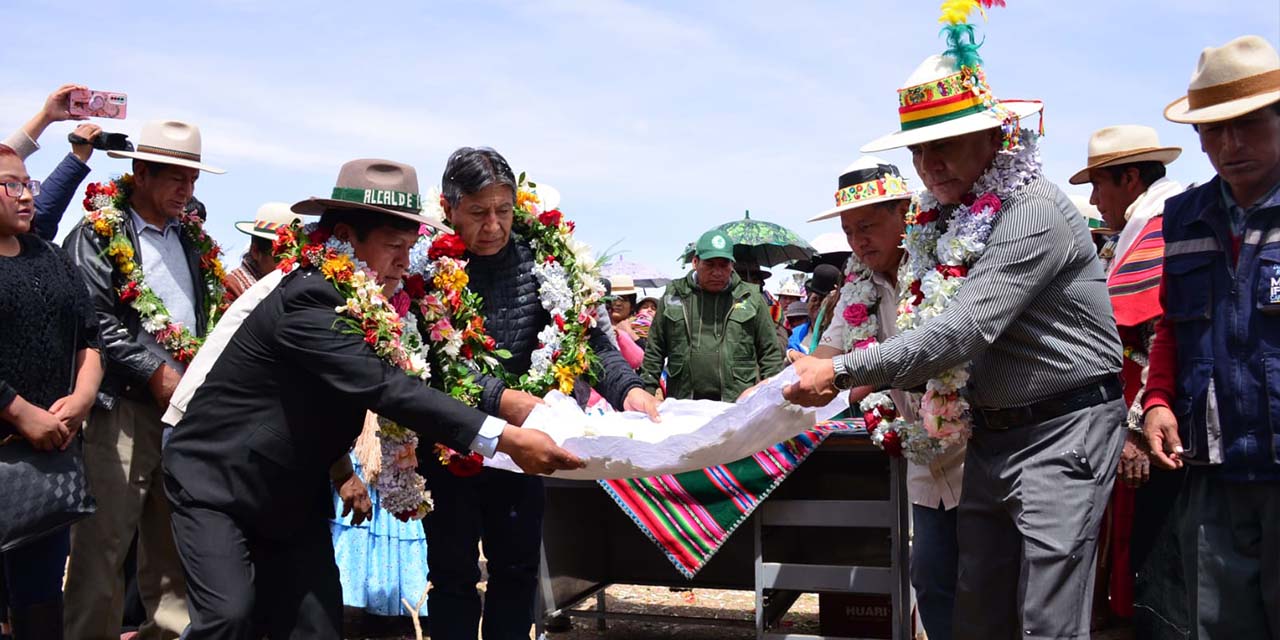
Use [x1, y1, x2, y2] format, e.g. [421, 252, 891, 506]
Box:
[640, 271, 785, 401]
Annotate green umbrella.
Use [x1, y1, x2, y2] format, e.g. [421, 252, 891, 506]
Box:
[679, 210, 817, 267]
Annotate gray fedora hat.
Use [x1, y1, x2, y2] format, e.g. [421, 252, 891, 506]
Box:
[292, 158, 447, 231]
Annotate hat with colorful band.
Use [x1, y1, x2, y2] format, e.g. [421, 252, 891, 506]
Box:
[234, 202, 306, 240]
[861, 1, 1043, 153]
[809, 156, 913, 222]
[292, 158, 447, 231]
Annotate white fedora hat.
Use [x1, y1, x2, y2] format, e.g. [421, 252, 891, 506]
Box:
[861, 55, 1043, 153]
[1165, 35, 1280, 124]
[107, 120, 224, 174]
[808, 156, 913, 222]
[1069, 125, 1181, 185]
[293, 158, 448, 231]
[234, 202, 305, 240]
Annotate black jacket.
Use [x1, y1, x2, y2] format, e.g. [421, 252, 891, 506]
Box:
[63, 209, 212, 408]
[162, 268, 488, 539]
[468, 237, 643, 415]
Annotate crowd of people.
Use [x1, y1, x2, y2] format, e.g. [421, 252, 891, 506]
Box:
[0, 14, 1276, 640]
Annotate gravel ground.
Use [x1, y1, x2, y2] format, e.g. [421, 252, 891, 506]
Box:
[347, 584, 1133, 639]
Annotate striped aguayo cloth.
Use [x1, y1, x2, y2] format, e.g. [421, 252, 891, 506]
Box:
[599, 419, 864, 578]
[1108, 215, 1166, 328]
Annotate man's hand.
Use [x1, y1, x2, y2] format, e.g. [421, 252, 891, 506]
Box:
[336, 473, 372, 526]
[496, 425, 584, 475]
[148, 365, 182, 411]
[499, 389, 543, 427]
[1143, 405, 1183, 470]
[1118, 431, 1151, 488]
[623, 387, 662, 422]
[3, 398, 69, 452]
[70, 123, 102, 163]
[782, 356, 839, 407]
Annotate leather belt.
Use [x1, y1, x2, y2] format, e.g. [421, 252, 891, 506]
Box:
[973, 376, 1123, 431]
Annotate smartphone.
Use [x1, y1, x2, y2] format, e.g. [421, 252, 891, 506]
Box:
[68, 89, 128, 119]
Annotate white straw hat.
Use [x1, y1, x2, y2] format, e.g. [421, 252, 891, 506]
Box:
[1165, 35, 1280, 124]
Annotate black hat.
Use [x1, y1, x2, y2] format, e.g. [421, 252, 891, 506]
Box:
[806, 263, 842, 297]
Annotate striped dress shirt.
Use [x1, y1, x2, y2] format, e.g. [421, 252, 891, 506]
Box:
[835, 177, 1123, 410]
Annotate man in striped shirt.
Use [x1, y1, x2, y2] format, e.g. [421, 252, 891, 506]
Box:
[785, 52, 1125, 638]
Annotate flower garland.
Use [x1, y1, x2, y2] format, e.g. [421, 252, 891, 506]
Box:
[82, 176, 226, 364]
[832, 253, 938, 464]
[407, 175, 606, 475]
[894, 130, 1042, 457]
[374, 416, 433, 520]
[272, 222, 433, 519]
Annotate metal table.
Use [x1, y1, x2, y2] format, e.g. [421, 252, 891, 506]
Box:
[535, 433, 912, 639]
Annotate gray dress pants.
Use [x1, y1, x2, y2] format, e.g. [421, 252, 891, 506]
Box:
[953, 399, 1125, 640]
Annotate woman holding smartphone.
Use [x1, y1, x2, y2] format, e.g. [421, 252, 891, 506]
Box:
[0, 143, 103, 639]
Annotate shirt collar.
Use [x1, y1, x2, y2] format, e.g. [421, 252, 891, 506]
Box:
[129, 208, 182, 234]
[1220, 177, 1280, 214]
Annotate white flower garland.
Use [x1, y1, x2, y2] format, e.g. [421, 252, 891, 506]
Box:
[895, 130, 1042, 455]
[833, 253, 938, 464]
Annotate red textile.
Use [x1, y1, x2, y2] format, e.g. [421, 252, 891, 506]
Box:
[1143, 278, 1177, 412]
[1108, 217, 1166, 328]
[1106, 483, 1136, 617]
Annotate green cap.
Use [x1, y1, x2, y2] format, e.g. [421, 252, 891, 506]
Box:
[695, 229, 735, 261]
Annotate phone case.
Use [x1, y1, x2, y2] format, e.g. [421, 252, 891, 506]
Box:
[69, 89, 127, 119]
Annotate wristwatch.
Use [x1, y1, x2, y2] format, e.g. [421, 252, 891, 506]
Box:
[831, 357, 855, 391]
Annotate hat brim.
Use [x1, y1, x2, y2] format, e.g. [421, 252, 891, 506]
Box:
[860, 100, 1045, 153]
[107, 150, 225, 174]
[808, 191, 913, 222]
[1164, 91, 1280, 124]
[290, 198, 450, 233]
[696, 251, 736, 262]
[234, 221, 272, 240]
[1068, 147, 1183, 185]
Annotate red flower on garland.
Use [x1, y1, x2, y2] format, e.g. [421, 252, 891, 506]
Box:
[446, 451, 484, 477]
[308, 226, 333, 245]
[880, 429, 903, 457]
[119, 280, 141, 303]
[538, 209, 563, 227]
[364, 329, 379, 345]
[429, 234, 467, 260]
[915, 208, 941, 224]
[936, 264, 970, 279]
[864, 410, 882, 430]
[403, 274, 427, 299]
[910, 280, 925, 305]
[960, 192, 977, 207]
[554, 315, 566, 331]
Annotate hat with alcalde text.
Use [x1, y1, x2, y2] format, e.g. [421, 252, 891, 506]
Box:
[292, 158, 447, 231]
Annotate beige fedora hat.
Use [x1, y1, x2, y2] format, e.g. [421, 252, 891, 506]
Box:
[108, 120, 224, 174]
[292, 159, 447, 231]
[1165, 35, 1280, 124]
[234, 202, 305, 240]
[809, 156, 913, 222]
[1069, 125, 1182, 185]
[861, 55, 1043, 152]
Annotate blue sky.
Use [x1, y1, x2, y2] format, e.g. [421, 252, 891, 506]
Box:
[5, 1, 1277, 290]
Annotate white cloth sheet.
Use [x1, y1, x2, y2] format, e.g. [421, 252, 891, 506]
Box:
[485, 368, 849, 480]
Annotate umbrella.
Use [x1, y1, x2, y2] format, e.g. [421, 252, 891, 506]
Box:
[791, 232, 852, 272]
[600, 255, 673, 288]
[679, 211, 816, 267]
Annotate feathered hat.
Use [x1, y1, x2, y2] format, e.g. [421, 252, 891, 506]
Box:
[862, 1, 1042, 152]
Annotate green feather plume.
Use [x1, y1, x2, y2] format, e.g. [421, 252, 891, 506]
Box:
[940, 23, 983, 70]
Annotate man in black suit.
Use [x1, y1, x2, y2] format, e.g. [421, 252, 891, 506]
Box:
[162, 159, 580, 640]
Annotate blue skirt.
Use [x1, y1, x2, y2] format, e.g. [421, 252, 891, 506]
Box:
[330, 454, 430, 616]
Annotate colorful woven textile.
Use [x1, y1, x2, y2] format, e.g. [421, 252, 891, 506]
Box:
[1108, 215, 1166, 328]
[599, 419, 864, 578]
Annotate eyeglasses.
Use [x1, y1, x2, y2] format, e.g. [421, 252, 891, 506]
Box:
[1, 180, 40, 198]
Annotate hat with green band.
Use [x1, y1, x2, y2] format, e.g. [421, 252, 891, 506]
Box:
[860, 2, 1043, 153]
[234, 202, 304, 240]
[291, 158, 447, 231]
